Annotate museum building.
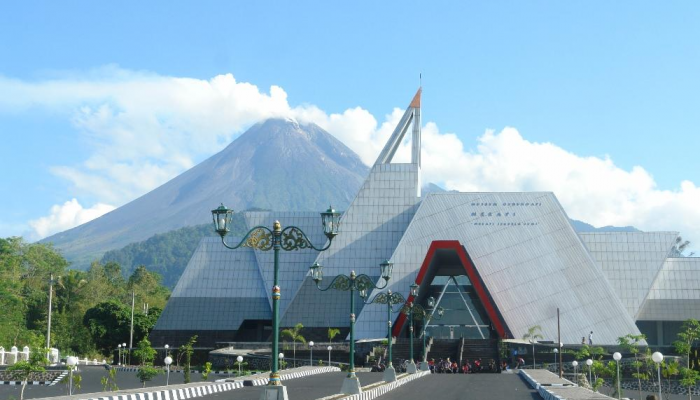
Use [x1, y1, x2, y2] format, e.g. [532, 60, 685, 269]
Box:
[151, 89, 700, 348]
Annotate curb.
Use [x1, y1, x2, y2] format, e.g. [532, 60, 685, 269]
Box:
[342, 370, 431, 400]
[80, 381, 244, 400]
[241, 366, 341, 386]
[115, 367, 232, 375]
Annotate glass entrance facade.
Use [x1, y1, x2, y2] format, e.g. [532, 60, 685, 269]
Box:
[418, 275, 495, 340]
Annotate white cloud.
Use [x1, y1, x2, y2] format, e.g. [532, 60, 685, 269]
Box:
[3, 67, 700, 249]
[28, 199, 116, 240]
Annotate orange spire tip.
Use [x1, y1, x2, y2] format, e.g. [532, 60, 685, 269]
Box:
[409, 87, 422, 108]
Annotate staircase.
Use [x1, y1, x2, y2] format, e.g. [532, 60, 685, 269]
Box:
[425, 339, 460, 363]
[459, 339, 500, 372]
[390, 338, 427, 363]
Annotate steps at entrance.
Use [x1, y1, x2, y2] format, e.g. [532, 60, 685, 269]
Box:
[426, 339, 460, 363]
[460, 339, 500, 372]
[390, 338, 426, 363]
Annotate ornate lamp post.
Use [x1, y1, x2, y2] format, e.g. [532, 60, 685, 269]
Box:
[212, 204, 340, 400]
[401, 283, 431, 374]
[359, 270, 404, 382]
[309, 261, 391, 395]
[419, 296, 444, 371]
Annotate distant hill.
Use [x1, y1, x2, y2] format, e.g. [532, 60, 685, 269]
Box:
[570, 219, 641, 233]
[100, 213, 248, 288]
[42, 119, 369, 269]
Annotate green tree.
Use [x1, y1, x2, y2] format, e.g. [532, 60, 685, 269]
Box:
[662, 360, 680, 397]
[202, 362, 212, 381]
[522, 325, 543, 368]
[179, 335, 197, 384]
[133, 338, 156, 366]
[674, 319, 700, 400]
[281, 323, 306, 367]
[681, 368, 700, 400]
[618, 334, 647, 400]
[671, 236, 695, 257]
[7, 347, 47, 400]
[83, 300, 162, 356]
[100, 368, 119, 392]
[136, 366, 160, 388]
[328, 328, 340, 343]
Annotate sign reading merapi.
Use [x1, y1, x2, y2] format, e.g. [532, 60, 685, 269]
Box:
[470, 202, 542, 226]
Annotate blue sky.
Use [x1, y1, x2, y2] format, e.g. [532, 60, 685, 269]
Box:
[1, 1, 699, 248]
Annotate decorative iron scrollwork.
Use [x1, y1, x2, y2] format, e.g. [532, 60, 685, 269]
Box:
[355, 275, 375, 293]
[280, 227, 313, 251]
[401, 303, 427, 320]
[242, 228, 273, 251]
[331, 275, 352, 291]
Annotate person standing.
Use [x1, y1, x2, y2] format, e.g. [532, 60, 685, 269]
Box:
[588, 331, 593, 345]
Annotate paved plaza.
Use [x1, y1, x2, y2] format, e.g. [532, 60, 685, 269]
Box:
[197, 372, 386, 400]
[376, 373, 540, 400]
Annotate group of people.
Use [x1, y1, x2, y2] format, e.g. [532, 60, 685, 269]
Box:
[428, 357, 497, 373]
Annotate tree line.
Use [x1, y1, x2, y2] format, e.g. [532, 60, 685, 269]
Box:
[0, 237, 170, 358]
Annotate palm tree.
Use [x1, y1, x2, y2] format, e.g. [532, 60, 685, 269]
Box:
[327, 328, 340, 343]
[281, 323, 306, 367]
[672, 236, 695, 257]
[523, 325, 544, 369]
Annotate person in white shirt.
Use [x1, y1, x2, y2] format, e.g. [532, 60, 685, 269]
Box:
[588, 331, 593, 345]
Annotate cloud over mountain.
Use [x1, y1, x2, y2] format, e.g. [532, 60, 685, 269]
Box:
[1, 67, 699, 249]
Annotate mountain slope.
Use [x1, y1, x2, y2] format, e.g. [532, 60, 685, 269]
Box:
[43, 119, 369, 268]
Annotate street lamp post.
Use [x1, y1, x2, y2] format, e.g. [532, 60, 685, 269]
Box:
[309, 261, 392, 395]
[359, 280, 405, 382]
[553, 348, 558, 371]
[572, 360, 578, 383]
[213, 204, 340, 400]
[613, 352, 622, 400]
[67, 356, 77, 395]
[309, 341, 314, 366]
[652, 351, 663, 400]
[400, 283, 432, 374]
[586, 359, 593, 387]
[327, 346, 332, 366]
[237, 355, 244, 376]
[419, 296, 444, 371]
[122, 343, 126, 365]
[164, 356, 172, 386]
[117, 344, 121, 366]
[164, 344, 169, 358]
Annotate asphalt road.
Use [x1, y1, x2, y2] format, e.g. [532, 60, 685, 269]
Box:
[0, 365, 206, 399]
[198, 372, 386, 400]
[375, 373, 540, 400]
